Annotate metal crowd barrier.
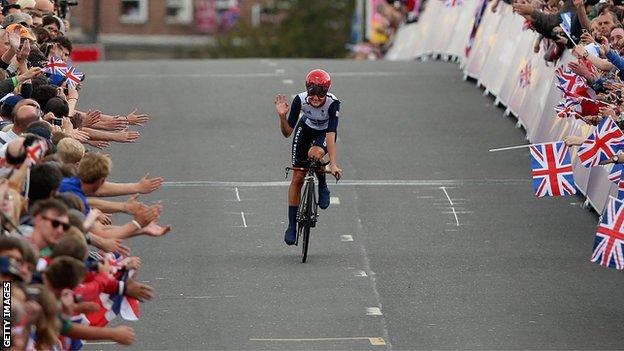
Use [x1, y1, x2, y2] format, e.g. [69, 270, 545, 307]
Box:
[385, 0, 618, 213]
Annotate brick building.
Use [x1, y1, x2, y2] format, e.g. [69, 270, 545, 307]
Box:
[70, 0, 273, 44]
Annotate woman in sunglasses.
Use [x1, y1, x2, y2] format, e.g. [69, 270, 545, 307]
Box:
[274, 69, 343, 246]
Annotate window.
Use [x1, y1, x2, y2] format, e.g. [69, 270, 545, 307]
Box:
[120, 0, 148, 24]
[166, 0, 193, 24]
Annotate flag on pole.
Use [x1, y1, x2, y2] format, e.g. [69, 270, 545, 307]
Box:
[529, 141, 576, 197]
[591, 196, 624, 269]
[578, 117, 624, 167]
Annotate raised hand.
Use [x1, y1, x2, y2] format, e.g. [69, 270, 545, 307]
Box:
[140, 221, 172, 237]
[125, 108, 150, 126]
[115, 131, 140, 143]
[275, 94, 290, 118]
[137, 173, 164, 194]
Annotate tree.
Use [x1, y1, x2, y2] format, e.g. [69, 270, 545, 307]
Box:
[209, 0, 354, 58]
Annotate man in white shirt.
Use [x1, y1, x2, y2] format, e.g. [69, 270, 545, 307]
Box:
[0, 98, 40, 146]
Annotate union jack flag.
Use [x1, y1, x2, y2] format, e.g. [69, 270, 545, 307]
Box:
[64, 66, 85, 89]
[554, 96, 581, 119]
[578, 117, 624, 167]
[609, 163, 623, 183]
[618, 172, 624, 200]
[42, 56, 67, 75]
[555, 65, 585, 94]
[519, 62, 532, 88]
[444, 0, 463, 6]
[591, 196, 624, 269]
[529, 141, 576, 197]
[84, 254, 140, 327]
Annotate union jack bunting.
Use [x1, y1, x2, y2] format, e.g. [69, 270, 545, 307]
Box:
[609, 163, 623, 183]
[578, 117, 624, 167]
[591, 196, 624, 269]
[519, 62, 532, 88]
[529, 141, 576, 197]
[444, 0, 463, 7]
[42, 56, 67, 75]
[64, 66, 85, 89]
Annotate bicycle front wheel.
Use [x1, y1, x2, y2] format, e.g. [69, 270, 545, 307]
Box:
[301, 179, 315, 263]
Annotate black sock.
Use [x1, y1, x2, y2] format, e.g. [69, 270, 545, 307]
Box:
[317, 172, 327, 188]
[288, 206, 297, 228]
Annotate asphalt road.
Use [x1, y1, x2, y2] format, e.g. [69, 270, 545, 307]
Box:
[77, 59, 623, 350]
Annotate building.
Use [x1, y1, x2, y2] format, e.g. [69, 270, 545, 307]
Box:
[70, 0, 267, 45]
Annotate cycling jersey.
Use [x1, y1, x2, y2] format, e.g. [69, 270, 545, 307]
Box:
[288, 92, 340, 167]
[287, 92, 340, 133]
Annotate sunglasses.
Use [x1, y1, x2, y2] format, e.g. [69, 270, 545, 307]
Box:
[306, 84, 328, 98]
[41, 215, 70, 231]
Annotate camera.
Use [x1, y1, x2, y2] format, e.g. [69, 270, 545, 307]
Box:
[55, 0, 79, 19]
[53, 118, 63, 126]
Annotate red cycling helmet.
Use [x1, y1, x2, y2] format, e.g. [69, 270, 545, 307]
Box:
[305, 69, 331, 97]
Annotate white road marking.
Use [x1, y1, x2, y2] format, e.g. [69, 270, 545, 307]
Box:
[330, 196, 340, 204]
[268, 62, 277, 67]
[235, 187, 241, 202]
[440, 186, 454, 206]
[250, 337, 386, 346]
[366, 307, 383, 316]
[241, 212, 248, 228]
[355, 270, 368, 277]
[162, 178, 528, 188]
[341, 235, 354, 242]
[282, 79, 293, 84]
[440, 187, 460, 227]
[275, 69, 285, 74]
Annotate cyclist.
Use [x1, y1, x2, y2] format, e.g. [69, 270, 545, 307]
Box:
[274, 69, 343, 245]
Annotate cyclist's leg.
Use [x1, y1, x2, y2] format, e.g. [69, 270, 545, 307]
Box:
[285, 123, 314, 245]
[310, 134, 330, 209]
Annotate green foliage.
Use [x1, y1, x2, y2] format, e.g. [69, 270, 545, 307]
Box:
[208, 0, 354, 58]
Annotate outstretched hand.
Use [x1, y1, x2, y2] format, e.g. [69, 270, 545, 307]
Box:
[275, 94, 290, 118]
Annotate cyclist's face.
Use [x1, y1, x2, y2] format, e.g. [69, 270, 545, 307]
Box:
[308, 95, 325, 107]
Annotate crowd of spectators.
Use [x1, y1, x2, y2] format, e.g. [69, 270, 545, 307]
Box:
[349, 0, 422, 60]
[507, 0, 624, 141]
[0, 0, 173, 349]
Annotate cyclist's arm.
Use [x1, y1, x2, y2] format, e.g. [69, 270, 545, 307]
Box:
[280, 95, 301, 138]
[326, 101, 340, 166]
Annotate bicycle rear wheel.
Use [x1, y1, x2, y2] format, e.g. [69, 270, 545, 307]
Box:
[301, 179, 315, 263]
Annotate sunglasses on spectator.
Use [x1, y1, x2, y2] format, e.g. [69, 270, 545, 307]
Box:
[307, 84, 328, 98]
[41, 215, 70, 231]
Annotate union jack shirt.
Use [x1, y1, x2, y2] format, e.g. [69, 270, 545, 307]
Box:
[529, 141, 576, 197]
[591, 196, 624, 269]
[578, 117, 624, 167]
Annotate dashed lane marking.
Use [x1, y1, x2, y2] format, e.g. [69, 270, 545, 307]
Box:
[341, 235, 354, 242]
[366, 307, 383, 316]
[330, 196, 340, 204]
[282, 79, 293, 84]
[249, 337, 386, 346]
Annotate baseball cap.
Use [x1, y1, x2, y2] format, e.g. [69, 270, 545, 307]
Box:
[0, 95, 24, 117]
[5, 23, 37, 42]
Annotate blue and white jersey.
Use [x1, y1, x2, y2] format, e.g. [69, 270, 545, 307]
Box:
[287, 91, 340, 132]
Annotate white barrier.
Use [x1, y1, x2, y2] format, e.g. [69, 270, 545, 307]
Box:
[386, 0, 616, 213]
